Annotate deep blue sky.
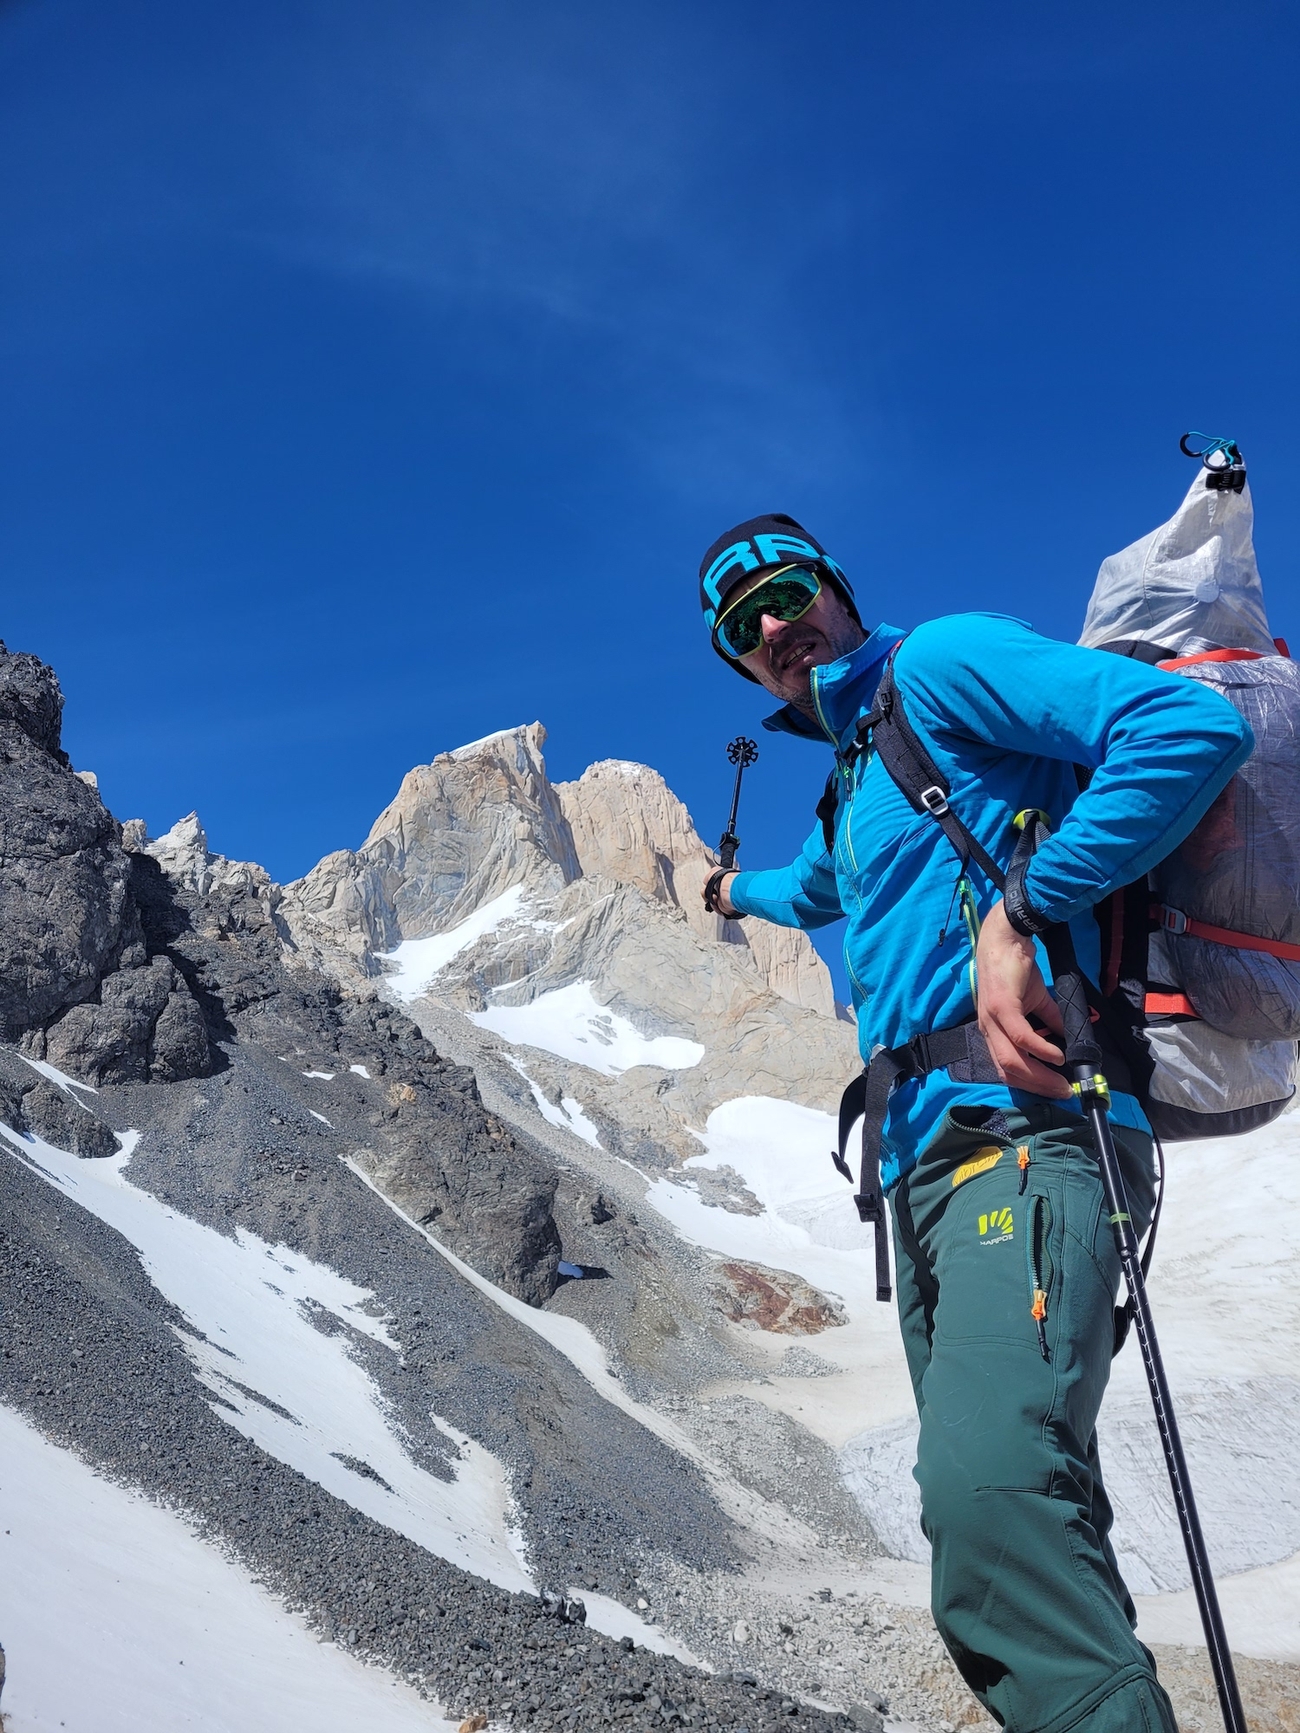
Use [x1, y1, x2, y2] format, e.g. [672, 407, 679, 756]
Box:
[2, 1, 1297, 987]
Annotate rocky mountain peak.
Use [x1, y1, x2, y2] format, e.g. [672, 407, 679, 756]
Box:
[555, 757, 836, 1018]
[128, 810, 276, 906]
[0, 639, 68, 763]
[282, 723, 580, 973]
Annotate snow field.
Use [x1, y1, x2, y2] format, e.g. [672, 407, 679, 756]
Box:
[0, 1403, 453, 1733]
[645, 1096, 915, 1444]
[0, 1125, 533, 1593]
[377, 886, 704, 1077]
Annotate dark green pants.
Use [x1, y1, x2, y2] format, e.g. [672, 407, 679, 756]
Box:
[890, 1106, 1178, 1733]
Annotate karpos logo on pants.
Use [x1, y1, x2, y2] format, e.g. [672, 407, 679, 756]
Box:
[978, 1207, 1014, 1245]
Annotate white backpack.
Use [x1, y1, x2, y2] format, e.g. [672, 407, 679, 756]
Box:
[1080, 439, 1300, 1139]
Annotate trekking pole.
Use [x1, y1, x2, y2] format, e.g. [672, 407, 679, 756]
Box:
[718, 737, 758, 869]
[1041, 917, 1249, 1733]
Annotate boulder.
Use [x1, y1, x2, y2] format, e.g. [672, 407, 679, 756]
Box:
[353, 1078, 561, 1306]
[41, 956, 210, 1086]
[711, 1260, 848, 1334]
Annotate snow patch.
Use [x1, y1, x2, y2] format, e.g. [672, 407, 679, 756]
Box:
[350, 1064, 371, 1079]
[0, 1125, 532, 1593]
[1134, 1547, 1300, 1662]
[379, 886, 534, 1002]
[448, 725, 528, 758]
[310, 1110, 333, 1126]
[505, 1055, 603, 1148]
[303, 1070, 335, 1080]
[649, 1096, 871, 1271]
[0, 1404, 455, 1732]
[554, 1095, 602, 1148]
[572, 1591, 705, 1667]
[473, 980, 704, 1077]
[16, 1052, 97, 1094]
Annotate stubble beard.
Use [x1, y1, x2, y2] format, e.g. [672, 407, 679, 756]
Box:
[772, 618, 867, 716]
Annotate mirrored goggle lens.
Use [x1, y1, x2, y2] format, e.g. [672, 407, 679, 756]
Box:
[715, 569, 821, 659]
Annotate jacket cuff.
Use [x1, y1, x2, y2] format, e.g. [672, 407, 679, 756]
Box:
[724, 870, 756, 919]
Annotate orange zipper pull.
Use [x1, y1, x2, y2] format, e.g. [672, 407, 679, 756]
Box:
[1031, 1288, 1049, 1360]
[1017, 1146, 1030, 1195]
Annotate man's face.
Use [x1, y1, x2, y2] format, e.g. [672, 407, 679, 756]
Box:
[731, 574, 867, 709]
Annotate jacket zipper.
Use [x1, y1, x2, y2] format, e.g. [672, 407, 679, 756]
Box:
[811, 667, 866, 882]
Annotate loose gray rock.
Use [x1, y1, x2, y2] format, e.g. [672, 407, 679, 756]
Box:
[848, 1702, 886, 1733]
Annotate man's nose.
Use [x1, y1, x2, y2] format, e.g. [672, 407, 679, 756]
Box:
[760, 613, 786, 644]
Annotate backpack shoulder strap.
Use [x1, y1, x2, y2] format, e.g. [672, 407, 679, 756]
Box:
[868, 660, 1008, 892]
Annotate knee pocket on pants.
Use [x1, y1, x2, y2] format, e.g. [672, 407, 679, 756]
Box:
[917, 1356, 1057, 1496]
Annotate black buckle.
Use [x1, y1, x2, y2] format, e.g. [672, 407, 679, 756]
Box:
[855, 1194, 883, 1224]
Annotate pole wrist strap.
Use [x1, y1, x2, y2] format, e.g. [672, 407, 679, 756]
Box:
[704, 868, 746, 919]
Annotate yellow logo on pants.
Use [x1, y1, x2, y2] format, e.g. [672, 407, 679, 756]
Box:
[952, 1148, 1003, 1188]
[978, 1207, 1014, 1244]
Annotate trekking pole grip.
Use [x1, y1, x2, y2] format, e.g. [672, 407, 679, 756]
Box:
[1043, 931, 1103, 1072]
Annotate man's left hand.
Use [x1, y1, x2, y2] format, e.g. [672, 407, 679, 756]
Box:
[975, 899, 1071, 1099]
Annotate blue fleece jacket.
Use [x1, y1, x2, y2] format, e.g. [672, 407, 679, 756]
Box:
[727, 613, 1254, 1188]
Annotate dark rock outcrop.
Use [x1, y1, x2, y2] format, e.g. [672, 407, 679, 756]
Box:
[0, 644, 137, 1038]
[0, 642, 212, 1086]
[125, 831, 563, 1305]
[354, 1087, 562, 1306]
[39, 954, 211, 1086]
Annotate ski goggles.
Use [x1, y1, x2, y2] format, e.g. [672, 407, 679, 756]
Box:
[712, 565, 822, 661]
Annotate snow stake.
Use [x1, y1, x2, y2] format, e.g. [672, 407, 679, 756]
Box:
[718, 737, 758, 870]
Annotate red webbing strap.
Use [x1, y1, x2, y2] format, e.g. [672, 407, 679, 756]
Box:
[1104, 890, 1124, 997]
[1156, 906, 1300, 962]
[1144, 991, 1198, 1017]
[1157, 648, 1265, 671]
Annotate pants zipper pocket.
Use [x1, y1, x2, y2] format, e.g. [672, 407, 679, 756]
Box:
[1026, 1193, 1054, 1362]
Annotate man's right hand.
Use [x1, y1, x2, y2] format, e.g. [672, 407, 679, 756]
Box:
[975, 898, 1071, 1099]
[705, 870, 741, 918]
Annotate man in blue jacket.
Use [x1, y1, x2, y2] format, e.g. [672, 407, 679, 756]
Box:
[698, 514, 1252, 1733]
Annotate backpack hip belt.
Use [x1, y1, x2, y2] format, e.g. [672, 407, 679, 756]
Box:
[833, 1021, 1003, 1302]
